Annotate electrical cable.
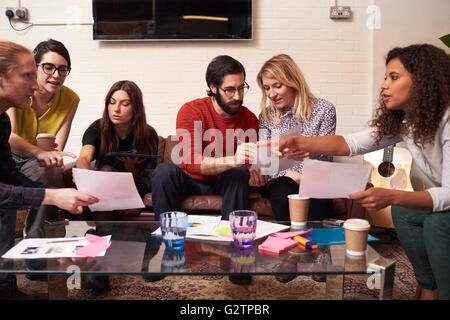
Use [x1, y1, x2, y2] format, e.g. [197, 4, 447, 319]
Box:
[8, 16, 33, 31]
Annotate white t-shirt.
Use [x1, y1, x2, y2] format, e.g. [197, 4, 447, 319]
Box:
[343, 109, 450, 212]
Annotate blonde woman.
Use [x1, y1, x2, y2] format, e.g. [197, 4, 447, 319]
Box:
[253, 54, 337, 222]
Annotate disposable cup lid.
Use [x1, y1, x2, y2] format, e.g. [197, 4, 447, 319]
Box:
[343, 218, 370, 231]
[288, 194, 309, 200]
[36, 133, 56, 139]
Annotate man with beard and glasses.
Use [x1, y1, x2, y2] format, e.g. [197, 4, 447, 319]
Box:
[152, 55, 258, 224]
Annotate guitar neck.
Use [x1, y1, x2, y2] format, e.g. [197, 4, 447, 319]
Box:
[382, 145, 394, 163]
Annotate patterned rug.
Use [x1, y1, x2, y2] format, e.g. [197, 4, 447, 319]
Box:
[17, 239, 417, 300]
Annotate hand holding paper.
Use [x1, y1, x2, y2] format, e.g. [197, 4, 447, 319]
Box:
[72, 168, 145, 211]
[299, 159, 372, 199]
[253, 124, 309, 175]
[43, 188, 99, 214]
[347, 187, 395, 211]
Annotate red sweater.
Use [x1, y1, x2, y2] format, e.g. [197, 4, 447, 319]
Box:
[176, 96, 258, 181]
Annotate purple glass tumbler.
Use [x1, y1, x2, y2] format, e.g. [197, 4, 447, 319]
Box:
[229, 210, 258, 248]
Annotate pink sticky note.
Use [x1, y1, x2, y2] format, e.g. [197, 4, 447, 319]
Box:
[85, 234, 109, 243]
[75, 242, 111, 258]
[258, 236, 298, 253]
[258, 246, 282, 256]
[259, 236, 285, 248]
[273, 228, 313, 239]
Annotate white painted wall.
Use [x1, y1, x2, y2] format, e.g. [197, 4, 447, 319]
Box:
[371, 0, 450, 107]
[1, 0, 448, 157]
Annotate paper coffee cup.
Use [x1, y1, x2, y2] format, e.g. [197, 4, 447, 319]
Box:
[288, 194, 310, 228]
[343, 218, 371, 256]
[36, 133, 56, 151]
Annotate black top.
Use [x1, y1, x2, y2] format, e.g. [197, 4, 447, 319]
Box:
[82, 119, 158, 171]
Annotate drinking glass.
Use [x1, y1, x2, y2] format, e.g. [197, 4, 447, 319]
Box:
[229, 210, 258, 248]
[160, 211, 188, 250]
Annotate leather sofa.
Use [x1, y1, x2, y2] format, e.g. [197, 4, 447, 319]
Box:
[130, 136, 366, 222]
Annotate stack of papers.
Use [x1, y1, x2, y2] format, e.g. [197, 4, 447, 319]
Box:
[2, 234, 112, 259]
[152, 215, 289, 242]
[258, 229, 312, 255]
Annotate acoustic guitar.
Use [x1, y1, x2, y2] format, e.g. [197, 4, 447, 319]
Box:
[363, 145, 413, 228]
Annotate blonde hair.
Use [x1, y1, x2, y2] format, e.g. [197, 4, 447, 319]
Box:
[0, 41, 31, 76]
[257, 54, 316, 125]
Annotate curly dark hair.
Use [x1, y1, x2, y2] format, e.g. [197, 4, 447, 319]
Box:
[369, 44, 450, 146]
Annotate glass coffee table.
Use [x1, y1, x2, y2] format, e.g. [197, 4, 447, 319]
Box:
[0, 220, 395, 300]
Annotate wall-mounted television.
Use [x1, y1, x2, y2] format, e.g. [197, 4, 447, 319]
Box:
[93, 0, 252, 40]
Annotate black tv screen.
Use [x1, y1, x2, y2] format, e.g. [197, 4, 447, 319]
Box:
[93, 0, 252, 40]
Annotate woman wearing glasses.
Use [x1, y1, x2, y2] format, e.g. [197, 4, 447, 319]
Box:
[6, 39, 78, 187]
[253, 54, 337, 223]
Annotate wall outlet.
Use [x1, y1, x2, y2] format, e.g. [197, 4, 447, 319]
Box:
[329, 6, 352, 19]
[6, 7, 29, 20]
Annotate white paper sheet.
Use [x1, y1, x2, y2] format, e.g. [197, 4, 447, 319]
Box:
[252, 125, 303, 175]
[72, 168, 145, 211]
[1, 236, 111, 259]
[299, 159, 372, 198]
[251, 146, 299, 175]
[186, 215, 222, 236]
[152, 215, 289, 243]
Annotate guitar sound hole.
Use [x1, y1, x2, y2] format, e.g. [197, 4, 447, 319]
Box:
[378, 162, 395, 177]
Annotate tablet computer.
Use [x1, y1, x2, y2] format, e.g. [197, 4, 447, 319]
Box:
[105, 152, 160, 159]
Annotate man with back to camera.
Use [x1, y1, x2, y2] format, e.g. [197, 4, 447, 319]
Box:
[152, 55, 259, 222]
[0, 40, 98, 299]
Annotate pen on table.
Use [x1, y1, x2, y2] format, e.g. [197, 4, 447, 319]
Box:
[46, 239, 82, 244]
[296, 242, 319, 253]
[293, 235, 318, 249]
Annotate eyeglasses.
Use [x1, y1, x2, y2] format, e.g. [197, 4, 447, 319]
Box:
[219, 82, 250, 98]
[36, 63, 71, 77]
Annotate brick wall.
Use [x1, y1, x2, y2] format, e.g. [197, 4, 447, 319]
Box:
[0, 0, 395, 155]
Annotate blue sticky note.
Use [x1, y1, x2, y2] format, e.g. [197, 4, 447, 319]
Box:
[303, 227, 378, 246]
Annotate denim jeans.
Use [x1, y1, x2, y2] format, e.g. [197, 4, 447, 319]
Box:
[152, 163, 250, 220]
[391, 206, 450, 299]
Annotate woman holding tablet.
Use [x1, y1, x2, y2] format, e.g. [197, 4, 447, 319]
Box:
[76, 80, 158, 207]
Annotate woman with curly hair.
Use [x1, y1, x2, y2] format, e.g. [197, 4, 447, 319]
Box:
[265, 44, 450, 299]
